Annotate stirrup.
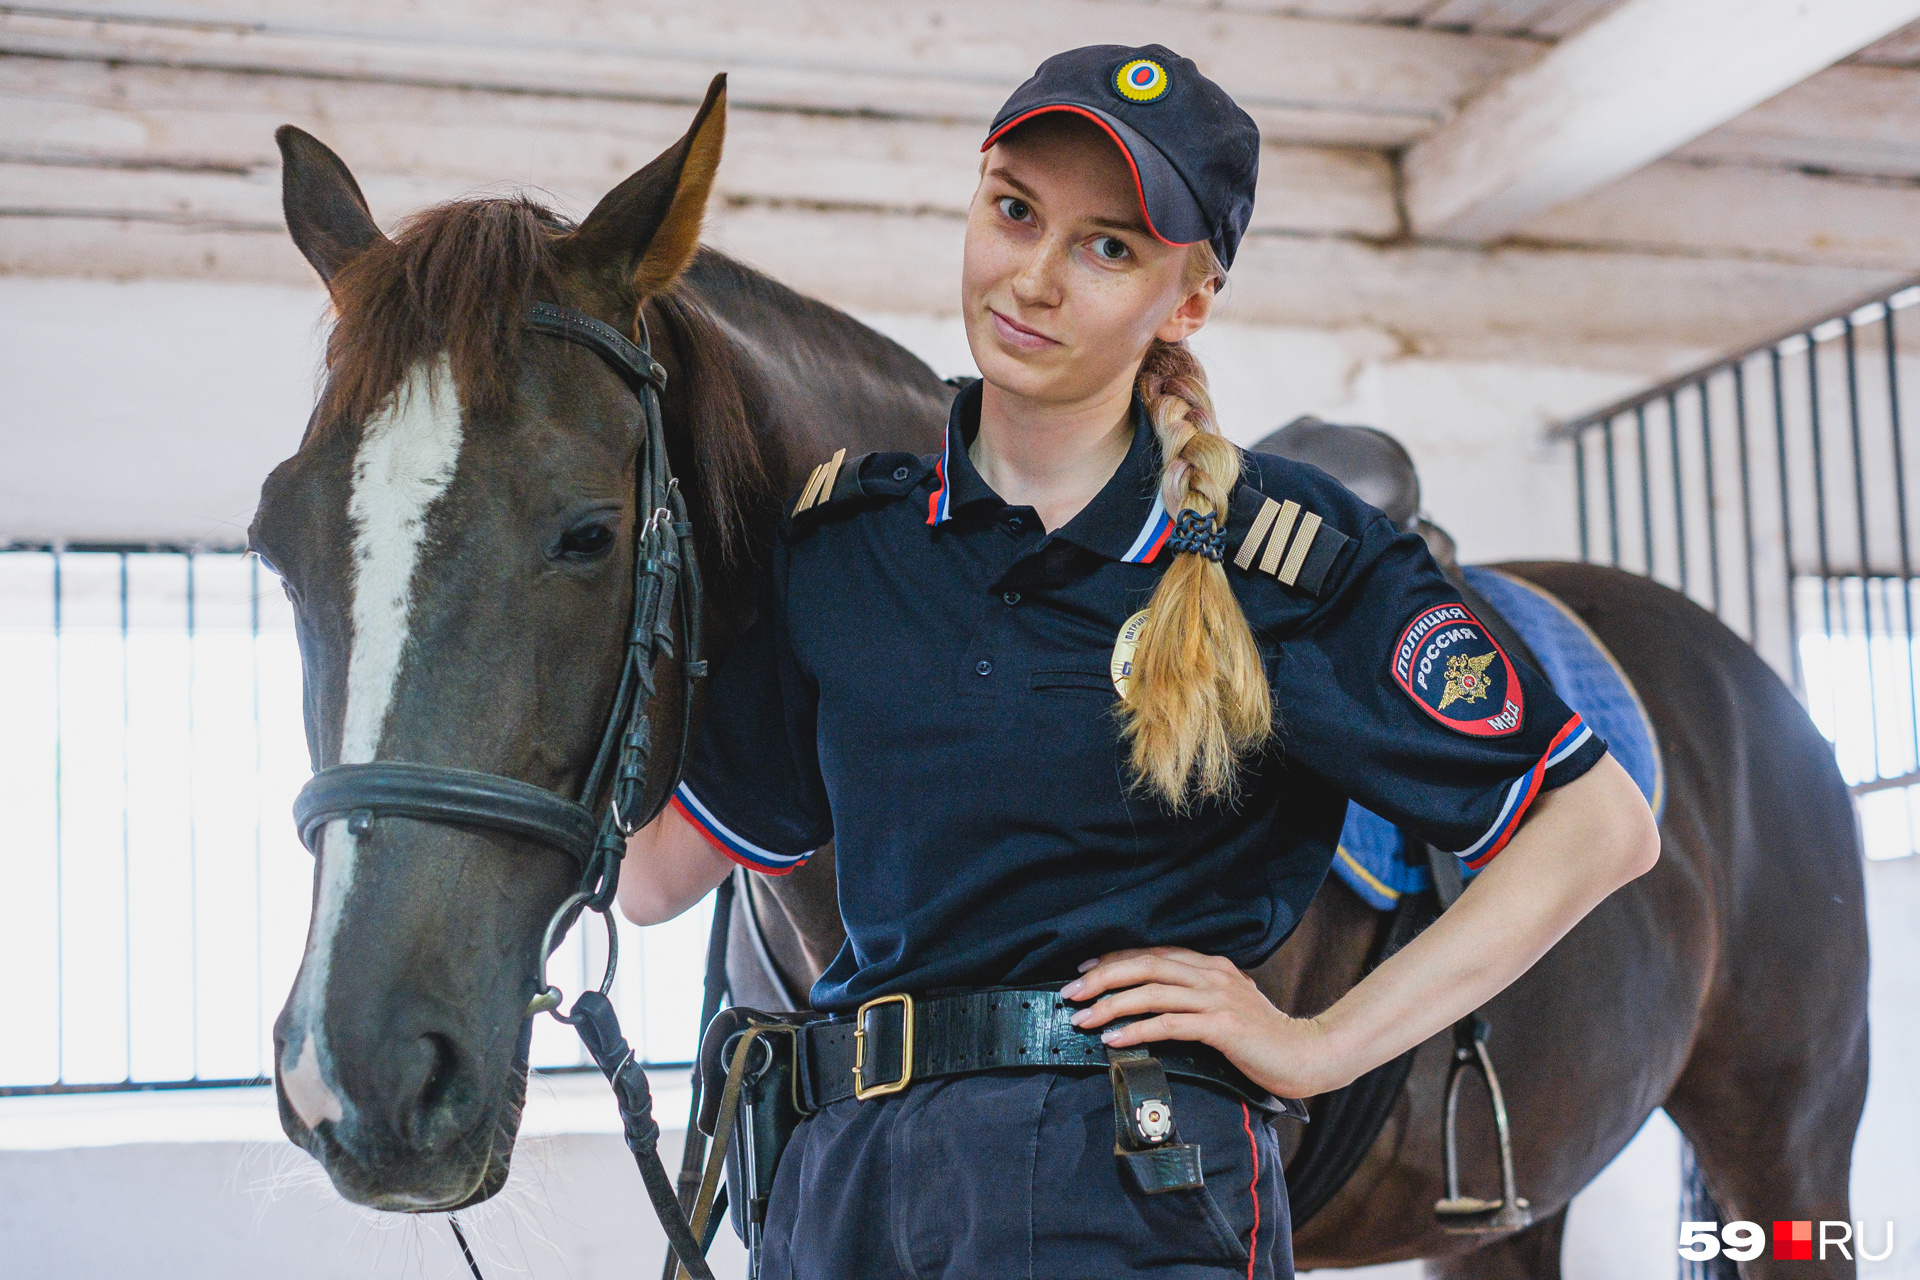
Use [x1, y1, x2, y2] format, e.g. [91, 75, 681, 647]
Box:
[1434, 1012, 1532, 1234]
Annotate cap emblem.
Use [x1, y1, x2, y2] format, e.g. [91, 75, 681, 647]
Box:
[1113, 58, 1169, 104]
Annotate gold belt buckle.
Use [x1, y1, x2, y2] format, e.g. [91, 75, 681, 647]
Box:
[852, 992, 914, 1100]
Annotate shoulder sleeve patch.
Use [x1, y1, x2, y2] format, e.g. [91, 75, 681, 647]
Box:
[1392, 603, 1524, 737]
[1228, 490, 1351, 597]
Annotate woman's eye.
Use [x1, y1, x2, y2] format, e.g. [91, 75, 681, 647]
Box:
[559, 523, 616, 559]
[1091, 235, 1130, 262]
[997, 196, 1032, 223]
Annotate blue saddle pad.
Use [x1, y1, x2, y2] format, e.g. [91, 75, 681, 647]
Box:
[1331, 566, 1663, 911]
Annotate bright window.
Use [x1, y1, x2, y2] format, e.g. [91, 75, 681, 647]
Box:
[0, 548, 710, 1093]
[1797, 575, 1920, 861]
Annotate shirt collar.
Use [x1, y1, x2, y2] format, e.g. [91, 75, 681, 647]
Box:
[926, 379, 1174, 564]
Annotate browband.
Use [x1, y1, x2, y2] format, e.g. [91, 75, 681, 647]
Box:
[526, 301, 667, 396]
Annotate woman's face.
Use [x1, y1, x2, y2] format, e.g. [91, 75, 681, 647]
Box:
[962, 114, 1215, 408]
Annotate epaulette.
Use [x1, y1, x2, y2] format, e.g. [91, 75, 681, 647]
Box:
[789, 449, 934, 521]
[1224, 483, 1351, 597]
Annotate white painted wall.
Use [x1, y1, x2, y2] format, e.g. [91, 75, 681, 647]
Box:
[0, 276, 1645, 561]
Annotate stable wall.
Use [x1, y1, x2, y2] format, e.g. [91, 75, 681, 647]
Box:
[0, 275, 1645, 564]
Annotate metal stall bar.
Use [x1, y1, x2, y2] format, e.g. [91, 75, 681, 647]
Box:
[1699, 380, 1722, 617]
[1886, 304, 1919, 770]
[1558, 272, 1920, 856]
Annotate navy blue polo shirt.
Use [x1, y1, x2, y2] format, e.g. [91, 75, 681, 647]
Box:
[671, 381, 1608, 1013]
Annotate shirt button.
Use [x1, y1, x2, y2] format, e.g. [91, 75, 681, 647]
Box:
[893, 466, 910, 481]
[1003, 591, 1021, 606]
[975, 660, 993, 676]
[1006, 516, 1024, 533]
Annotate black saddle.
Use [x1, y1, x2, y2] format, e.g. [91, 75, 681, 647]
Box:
[1253, 416, 1421, 533]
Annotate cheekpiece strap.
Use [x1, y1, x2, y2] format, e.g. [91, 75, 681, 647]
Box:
[1167, 508, 1227, 562]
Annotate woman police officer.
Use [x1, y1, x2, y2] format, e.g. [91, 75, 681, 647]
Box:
[620, 43, 1659, 1280]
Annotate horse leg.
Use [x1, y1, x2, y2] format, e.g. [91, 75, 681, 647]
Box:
[1421, 1205, 1568, 1280]
[1661, 996, 1869, 1280]
[1657, 812, 1869, 1278]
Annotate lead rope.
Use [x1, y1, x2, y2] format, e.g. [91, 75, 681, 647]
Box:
[447, 1216, 484, 1280]
[662, 871, 737, 1280]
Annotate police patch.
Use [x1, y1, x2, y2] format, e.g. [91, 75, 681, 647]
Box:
[1392, 604, 1523, 737]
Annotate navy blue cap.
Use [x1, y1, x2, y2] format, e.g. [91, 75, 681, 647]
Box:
[982, 44, 1260, 270]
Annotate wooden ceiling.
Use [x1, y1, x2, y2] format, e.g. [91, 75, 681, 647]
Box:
[6, 0, 1920, 368]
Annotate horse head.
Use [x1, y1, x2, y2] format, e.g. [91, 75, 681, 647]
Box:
[249, 77, 743, 1211]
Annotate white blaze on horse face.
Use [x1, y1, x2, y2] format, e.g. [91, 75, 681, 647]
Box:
[283, 1029, 344, 1128]
[282, 356, 465, 1124]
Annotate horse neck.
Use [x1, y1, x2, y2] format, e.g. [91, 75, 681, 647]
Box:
[669, 251, 954, 489]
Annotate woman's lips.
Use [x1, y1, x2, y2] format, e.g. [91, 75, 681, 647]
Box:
[989, 308, 1059, 351]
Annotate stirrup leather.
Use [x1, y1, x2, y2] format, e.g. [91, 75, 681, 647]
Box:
[1434, 1012, 1532, 1233]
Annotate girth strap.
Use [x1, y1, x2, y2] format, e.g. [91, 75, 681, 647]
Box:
[293, 761, 599, 867]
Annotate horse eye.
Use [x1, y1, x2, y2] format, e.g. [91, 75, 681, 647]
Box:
[559, 522, 616, 559]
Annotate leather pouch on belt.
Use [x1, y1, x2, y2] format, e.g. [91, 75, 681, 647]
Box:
[698, 1007, 814, 1244]
[1108, 1046, 1206, 1194]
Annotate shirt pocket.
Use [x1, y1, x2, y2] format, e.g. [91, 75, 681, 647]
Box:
[1029, 668, 1118, 698]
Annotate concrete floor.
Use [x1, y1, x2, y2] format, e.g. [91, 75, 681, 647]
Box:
[3, 852, 1914, 1279]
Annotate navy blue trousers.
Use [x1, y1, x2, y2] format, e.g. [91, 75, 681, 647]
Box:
[759, 1069, 1293, 1279]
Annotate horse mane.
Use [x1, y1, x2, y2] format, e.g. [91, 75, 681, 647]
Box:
[317, 195, 769, 564]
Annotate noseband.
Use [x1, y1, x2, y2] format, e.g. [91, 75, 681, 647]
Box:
[292, 298, 705, 943]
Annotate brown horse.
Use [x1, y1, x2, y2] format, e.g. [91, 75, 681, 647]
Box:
[256, 83, 1869, 1277]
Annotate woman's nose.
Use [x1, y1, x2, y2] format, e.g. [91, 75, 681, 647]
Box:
[1010, 241, 1065, 307]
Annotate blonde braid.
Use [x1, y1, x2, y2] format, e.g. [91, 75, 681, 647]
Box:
[1119, 257, 1272, 808]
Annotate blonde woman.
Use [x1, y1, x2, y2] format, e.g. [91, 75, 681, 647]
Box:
[621, 43, 1658, 1280]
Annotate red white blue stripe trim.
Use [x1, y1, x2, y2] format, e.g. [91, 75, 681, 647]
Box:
[670, 782, 811, 875]
[1456, 716, 1592, 871]
[927, 433, 953, 525]
[1124, 492, 1173, 563]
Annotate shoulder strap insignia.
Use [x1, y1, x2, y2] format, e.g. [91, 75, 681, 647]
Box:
[1231, 493, 1349, 596]
[793, 448, 848, 517]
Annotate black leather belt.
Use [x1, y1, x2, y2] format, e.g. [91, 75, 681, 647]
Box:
[795, 986, 1309, 1121]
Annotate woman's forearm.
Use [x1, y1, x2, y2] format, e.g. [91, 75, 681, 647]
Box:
[1312, 753, 1660, 1088]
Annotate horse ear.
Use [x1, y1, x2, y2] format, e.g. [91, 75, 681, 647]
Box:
[276, 125, 386, 286]
[563, 74, 727, 299]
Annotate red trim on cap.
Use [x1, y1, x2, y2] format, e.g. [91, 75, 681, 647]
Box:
[981, 104, 1198, 249]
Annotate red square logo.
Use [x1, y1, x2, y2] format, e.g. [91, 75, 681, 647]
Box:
[1773, 1220, 1813, 1260]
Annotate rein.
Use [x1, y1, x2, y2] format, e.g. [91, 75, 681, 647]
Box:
[290, 300, 714, 1279]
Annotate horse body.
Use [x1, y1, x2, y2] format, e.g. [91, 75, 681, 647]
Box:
[261, 84, 1868, 1277]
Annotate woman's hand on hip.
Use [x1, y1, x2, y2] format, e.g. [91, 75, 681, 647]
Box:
[1062, 946, 1350, 1098]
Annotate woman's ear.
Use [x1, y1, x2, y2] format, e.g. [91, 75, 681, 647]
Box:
[1155, 276, 1219, 345]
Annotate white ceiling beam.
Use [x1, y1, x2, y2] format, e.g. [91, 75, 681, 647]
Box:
[1402, 0, 1920, 241]
[0, 2, 1542, 148]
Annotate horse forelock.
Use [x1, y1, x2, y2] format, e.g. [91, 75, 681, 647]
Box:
[320, 195, 570, 434]
[315, 197, 773, 573]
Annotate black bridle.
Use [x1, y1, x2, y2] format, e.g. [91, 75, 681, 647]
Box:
[289, 300, 715, 1279]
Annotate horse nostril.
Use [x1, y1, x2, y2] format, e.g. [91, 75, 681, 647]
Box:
[403, 1032, 461, 1139]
